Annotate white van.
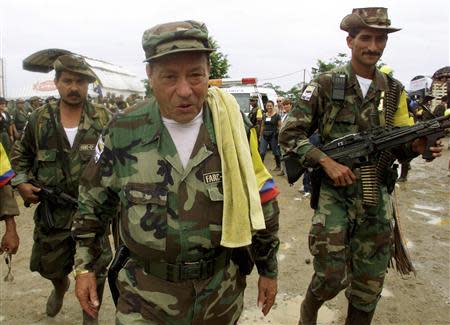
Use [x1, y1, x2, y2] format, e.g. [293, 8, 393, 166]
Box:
[209, 78, 278, 114]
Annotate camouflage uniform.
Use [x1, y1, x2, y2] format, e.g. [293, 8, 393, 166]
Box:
[72, 96, 279, 324]
[12, 102, 31, 138]
[0, 185, 20, 220]
[11, 99, 111, 280]
[279, 62, 418, 313]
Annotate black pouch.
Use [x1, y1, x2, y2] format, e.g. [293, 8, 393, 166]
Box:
[310, 169, 323, 210]
[231, 246, 255, 276]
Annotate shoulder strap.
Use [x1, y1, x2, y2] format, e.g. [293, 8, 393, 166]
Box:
[323, 73, 347, 140]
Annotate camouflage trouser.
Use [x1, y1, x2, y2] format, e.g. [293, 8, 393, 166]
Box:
[308, 181, 393, 313]
[116, 259, 246, 324]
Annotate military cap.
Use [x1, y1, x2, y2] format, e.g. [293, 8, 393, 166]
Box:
[16, 98, 25, 103]
[340, 7, 401, 34]
[142, 20, 215, 62]
[29, 96, 41, 102]
[0, 97, 6, 104]
[250, 95, 258, 101]
[53, 54, 98, 83]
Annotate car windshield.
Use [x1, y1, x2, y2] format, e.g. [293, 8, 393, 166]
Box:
[230, 93, 251, 114]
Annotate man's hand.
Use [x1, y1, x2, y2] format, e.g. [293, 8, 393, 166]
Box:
[75, 272, 99, 319]
[17, 183, 40, 204]
[319, 156, 357, 186]
[257, 276, 277, 316]
[0, 217, 19, 254]
[412, 138, 443, 160]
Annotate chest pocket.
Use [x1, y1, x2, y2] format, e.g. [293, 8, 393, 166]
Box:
[36, 149, 59, 185]
[328, 106, 358, 140]
[123, 183, 168, 252]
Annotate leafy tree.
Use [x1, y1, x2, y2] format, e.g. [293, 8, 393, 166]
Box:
[311, 53, 349, 79]
[142, 79, 153, 97]
[261, 82, 285, 96]
[311, 53, 387, 79]
[208, 37, 230, 79]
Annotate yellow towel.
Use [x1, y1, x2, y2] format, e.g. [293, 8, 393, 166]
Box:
[207, 87, 266, 248]
[249, 128, 273, 190]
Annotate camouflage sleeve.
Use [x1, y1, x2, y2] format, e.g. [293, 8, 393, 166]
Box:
[252, 198, 280, 278]
[72, 128, 119, 272]
[10, 115, 37, 186]
[278, 82, 327, 168]
[0, 185, 20, 220]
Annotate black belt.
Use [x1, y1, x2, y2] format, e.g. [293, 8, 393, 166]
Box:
[130, 249, 231, 283]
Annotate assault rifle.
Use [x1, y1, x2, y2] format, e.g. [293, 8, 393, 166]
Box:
[283, 114, 450, 185]
[24, 179, 78, 228]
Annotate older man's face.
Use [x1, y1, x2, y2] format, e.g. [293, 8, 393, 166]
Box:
[147, 52, 210, 124]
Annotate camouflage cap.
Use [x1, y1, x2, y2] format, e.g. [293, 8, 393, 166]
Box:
[0, 97, 6, 104]
[142, 20, 215, 62]
[340, 7, 401, 34]
[53, 54, 98, 83]
[29, 96, 41, 102]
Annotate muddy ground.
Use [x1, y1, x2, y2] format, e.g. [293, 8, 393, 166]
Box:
[0, 140, 449, 325]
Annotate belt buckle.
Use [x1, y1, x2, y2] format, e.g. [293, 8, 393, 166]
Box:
[182, 260, 203, 280]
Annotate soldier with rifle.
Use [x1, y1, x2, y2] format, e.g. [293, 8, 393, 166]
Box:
[11, 54, 112, 325]
[279, 7, 443, 325]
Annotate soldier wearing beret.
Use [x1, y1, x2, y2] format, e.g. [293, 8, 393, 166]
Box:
[279, 7, 442, 324]
[73, 20, 279, 324]
[11, 54, 111, 324]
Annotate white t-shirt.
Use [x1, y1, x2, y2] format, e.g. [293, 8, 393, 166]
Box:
[356, 75, 373, 98]
[162, 109, 203, 169]
[64, 127, 78, 147]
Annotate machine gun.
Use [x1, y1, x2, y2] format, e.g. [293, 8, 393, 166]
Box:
[24, 179, 78, 228]
[283, 114, 450, 185]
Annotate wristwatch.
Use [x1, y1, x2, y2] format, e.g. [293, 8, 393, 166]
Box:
[72, 268, 90, 279]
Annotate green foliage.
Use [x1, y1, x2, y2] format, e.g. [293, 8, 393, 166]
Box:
[311, 53, 387, 79]
[311, 53, 349, 79]
[208, 37, 230, 79]
[261, 82, 285, 96]
[142, 79, 153, 97]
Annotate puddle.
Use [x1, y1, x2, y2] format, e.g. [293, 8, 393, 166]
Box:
[382, 287, 394, 297]
[409, 209, 433, 218]
[427, 217, 442, 225]
[238, 294, 337, 325]
[413, 204, 445, 212]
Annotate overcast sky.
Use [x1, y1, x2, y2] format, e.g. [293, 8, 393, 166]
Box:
[0, 0, 449, 97]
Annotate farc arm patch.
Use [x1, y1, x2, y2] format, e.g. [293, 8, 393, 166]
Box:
[301, 85, 316, 101]
[94, 136, 105, 163]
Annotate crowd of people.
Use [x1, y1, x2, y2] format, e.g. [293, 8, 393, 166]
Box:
[0, 6, 448, 325]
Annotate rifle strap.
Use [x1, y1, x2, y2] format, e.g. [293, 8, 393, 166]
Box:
[48, 105, 73, 190]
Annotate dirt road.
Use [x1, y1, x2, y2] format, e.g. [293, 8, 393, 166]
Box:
[0, 143, 449, 325]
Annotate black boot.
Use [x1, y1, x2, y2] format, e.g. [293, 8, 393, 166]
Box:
[46, 276, 70, 317]
[298, 286, 324, 325]
[345, 303, 375, 325]
[273, 155, 281, 171]
[398, 162, 410, 182]
[82, 279, 106, 325]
